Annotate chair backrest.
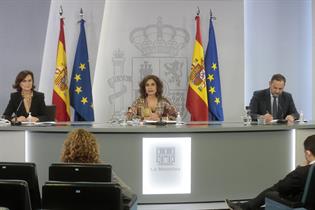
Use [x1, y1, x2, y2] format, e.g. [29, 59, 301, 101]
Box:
[49, 163, 112, 182]
[302, 164, 315, 209]
[45, 105, 56, 121]
[0, 179, 32, 210]
[42, 181, 123, 210]
[0, 162, 41, 210]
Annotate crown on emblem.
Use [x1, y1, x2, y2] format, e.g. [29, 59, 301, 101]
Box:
[112, 49, 125, 65]
[140, 61, 153, 79]
[113, 49, 124, 58]
[130, 17, 190, 57]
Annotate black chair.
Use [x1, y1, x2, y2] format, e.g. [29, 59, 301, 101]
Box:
[0, 162, 41, 210]
[265, 164, 315, 210]
[0, 179, 32, 210]
[49, 163, 112, 182]
[48, 163, 137, 210]
[45, 105, 56, 121]
[42, 181, 123, 210]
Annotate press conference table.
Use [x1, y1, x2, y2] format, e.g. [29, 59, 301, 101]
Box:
[0, 121, 314, 203]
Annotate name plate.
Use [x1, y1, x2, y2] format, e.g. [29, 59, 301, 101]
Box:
[142, 137, 191, 194]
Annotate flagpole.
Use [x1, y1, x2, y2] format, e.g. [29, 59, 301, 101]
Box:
[80, 8, 84, 20]
[78, 8, 84, 24]
[59, 5, 63, 18]
[210, 9, 216, 20]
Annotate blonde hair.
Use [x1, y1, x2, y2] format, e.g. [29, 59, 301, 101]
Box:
[61, 129, 100, 163]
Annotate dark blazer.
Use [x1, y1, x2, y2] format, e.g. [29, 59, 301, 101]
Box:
[3, 91, 47, 122]
[274, 164, 311, 201]
[243, 164, 313, 210]
[249, 88, 299, 120]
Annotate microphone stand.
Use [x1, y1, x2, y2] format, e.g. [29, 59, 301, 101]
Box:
[11, 98, 23, 126]
[11, 113, 22, 126]
[156, 116, 166, 126]
[11, 113, 21, 126]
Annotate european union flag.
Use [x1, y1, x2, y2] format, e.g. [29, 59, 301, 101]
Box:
[205, 16, 224, 121]
[70, 19, 94, 121]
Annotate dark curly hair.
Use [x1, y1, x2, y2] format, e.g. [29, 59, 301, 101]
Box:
[13, 70, 35, 92]
[61, 129, 100, 163]
[139, 74, 163, 98]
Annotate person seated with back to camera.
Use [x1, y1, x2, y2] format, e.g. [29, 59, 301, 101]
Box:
[226, 134, 315, 210]
[249, 73, 299, 123]
[2, 70, 47, 122]
[127, 74, 177, 121]
[61, 128, 136, 205]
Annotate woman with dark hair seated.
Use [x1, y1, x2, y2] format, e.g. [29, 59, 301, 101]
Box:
[128, 74, 177, 121]
[61, 128, 136, 204]
[3, 70, 47, 122]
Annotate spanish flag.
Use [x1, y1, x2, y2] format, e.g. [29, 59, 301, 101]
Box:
[52, 17, 70, 121]
[186, 15, 208, 121]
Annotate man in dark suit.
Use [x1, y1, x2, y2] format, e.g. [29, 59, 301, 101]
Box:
[249, 74, 299, 123]
[226, 134, 315, 210]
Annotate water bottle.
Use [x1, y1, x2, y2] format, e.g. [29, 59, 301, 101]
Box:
[120, 110, 127, 126]
[176, 112, 182, 125]
[247, 110, 252, 125]
[27, 112, 32, 123]
[299, 111, 304, 124]
[243, 107, 251, 126]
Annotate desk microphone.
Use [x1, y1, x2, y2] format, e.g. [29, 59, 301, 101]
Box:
[11, 98, 23, 126]
[278, 103, 283, 120]
[275, 103, 288, 123]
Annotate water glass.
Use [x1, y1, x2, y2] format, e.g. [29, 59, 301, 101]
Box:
[257, 115, 266, 125]
[241, 115, 251, 126]
[132, 118, 140, 126]
[120, 111, 127, 126]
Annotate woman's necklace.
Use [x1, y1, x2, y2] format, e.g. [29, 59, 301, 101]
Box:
[22, 92, 33, 113]
[146, 97, 158, 113]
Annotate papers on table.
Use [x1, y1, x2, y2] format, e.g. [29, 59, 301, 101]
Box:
[143, 120, 177, 124]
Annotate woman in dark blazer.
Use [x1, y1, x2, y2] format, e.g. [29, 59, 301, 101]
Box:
[3, 70, 47, 122]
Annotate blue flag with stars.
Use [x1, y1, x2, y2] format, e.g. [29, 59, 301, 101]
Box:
[70, 19, 94, 121]
[205, 16, 224, 121]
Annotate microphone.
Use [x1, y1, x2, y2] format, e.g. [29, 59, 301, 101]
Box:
[278, 102, 283, 120]
[276, 102, 288, 124]
[11, 98, 23, 126]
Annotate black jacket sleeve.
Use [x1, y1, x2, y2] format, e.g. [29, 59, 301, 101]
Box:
[283, 93, 299, 120]
[2, 93, 22, 120]
[31, 91, 48, 122]
[249, 90, 268, 121]
[274, 165, 309, 200]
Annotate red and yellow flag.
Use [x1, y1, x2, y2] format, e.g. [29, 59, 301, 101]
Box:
[52, 18, 70, 121]
[186, 15, 208, 121]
